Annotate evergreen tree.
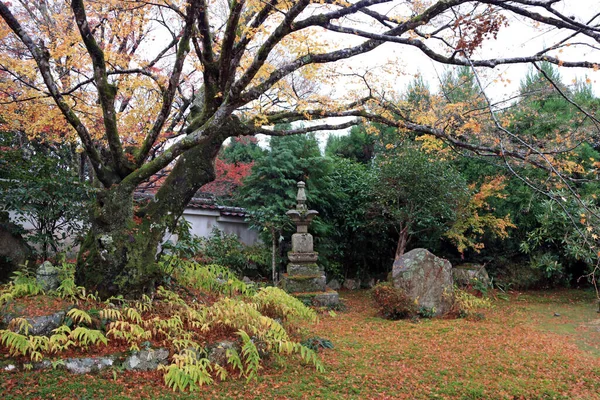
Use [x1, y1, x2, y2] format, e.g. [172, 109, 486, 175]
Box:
[237, 134, 332, 282]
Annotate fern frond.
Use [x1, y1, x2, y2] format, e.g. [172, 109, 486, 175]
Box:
[68, 327, 107, 348]
[67, 308, 92, 325]
[8, 317, 32, 335]
[254, 286, 318, 323]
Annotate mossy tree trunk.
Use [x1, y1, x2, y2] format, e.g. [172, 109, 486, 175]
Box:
[75, 132, 227, 298]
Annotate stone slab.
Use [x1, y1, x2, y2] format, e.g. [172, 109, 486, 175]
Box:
[291, 233, 313, 253]
[295, 291, 340, 307]
[287, 263, 322, 276]
[287, 252, 319, 263]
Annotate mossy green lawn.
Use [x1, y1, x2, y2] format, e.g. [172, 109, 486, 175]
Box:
[1, 289, 599, 399]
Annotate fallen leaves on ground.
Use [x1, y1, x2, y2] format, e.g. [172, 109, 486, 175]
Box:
[1, 289, 599, 399]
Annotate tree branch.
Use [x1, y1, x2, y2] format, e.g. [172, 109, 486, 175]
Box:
[196, 0, 215, 65]
[248, 120, 359, 137]
[135, 0, 198, 165]
[71, 0, 127, 176]
[236, 0, 468, 105]
[230, 0, 311, 98]
[320, 23, 599, 69]
[218, 0, 244, 92]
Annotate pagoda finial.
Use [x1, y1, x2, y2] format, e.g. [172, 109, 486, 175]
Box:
[296, 181, 307, 211]
[286, 181, 318, 233]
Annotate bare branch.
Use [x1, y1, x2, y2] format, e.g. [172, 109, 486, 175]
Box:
[135, 0, 198, 165]
[249, 120, 359, 136]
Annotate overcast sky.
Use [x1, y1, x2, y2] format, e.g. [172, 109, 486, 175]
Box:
[361, 0, 600, 98]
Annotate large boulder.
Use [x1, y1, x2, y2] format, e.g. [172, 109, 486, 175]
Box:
[2, 310, 67, 336]
[0, 214, 35, 282]
[453, 263, 491, 288]
[391, 248, 454, 316]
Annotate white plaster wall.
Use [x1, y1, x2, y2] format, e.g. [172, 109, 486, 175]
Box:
[182, 209, 259, 245]
[7, 207, 260, 257]
[7, 210, 81, 257]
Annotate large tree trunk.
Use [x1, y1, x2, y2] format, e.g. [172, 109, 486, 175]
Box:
[394, 224, 410, 261]
[75, 132, 227, 298]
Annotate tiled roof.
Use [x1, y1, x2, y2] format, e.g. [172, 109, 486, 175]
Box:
[186, 196, 247, 217]
[134, 192, 248, 217]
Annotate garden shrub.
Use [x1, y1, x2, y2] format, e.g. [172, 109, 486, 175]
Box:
[301, 337, 334, 352]
[371, 282, 417, 320]
[418, 306, 437, 319]
[242, 243, 271, 277]
[491, 262, 548, 290]
[453, 288, 492, 318]
[199, 228, 247, 273]
[163, 223, 271, 278]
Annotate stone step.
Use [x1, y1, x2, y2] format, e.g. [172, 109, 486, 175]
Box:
[294, 290, 340, 307]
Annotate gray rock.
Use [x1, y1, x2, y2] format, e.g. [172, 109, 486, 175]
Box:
[452, 264, 490, 288]
[123, 348, 169, 371]
[3, 364, 17, 371]
[392, 248, 454, 316]
[361, 278, 376, 289]
[33, 360, 52, 370]
[36, 261, 60, 292]
[313, 291, 340, 307]
[242, 276, 253, 284]
[326, 279, 341, 291]
[65, 357, 114, 374]
[207, 341, 237, 366]
[3, 311, 66, 336]
[343, 279, 360, 290]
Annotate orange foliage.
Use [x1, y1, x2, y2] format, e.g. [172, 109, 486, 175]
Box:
[446, 176, 516, 254]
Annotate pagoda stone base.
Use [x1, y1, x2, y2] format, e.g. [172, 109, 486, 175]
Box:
[281, 273, 326, 293]
[281, 270, 340, 308]
[287, 262, 321, 276]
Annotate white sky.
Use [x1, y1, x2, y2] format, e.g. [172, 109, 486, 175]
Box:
[361, 0, 600, 97]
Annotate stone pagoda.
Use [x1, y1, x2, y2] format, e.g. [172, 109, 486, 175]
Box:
[281, 182, 339, 307]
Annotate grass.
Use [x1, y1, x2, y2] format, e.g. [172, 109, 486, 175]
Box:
[1, 289, 599, 399]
